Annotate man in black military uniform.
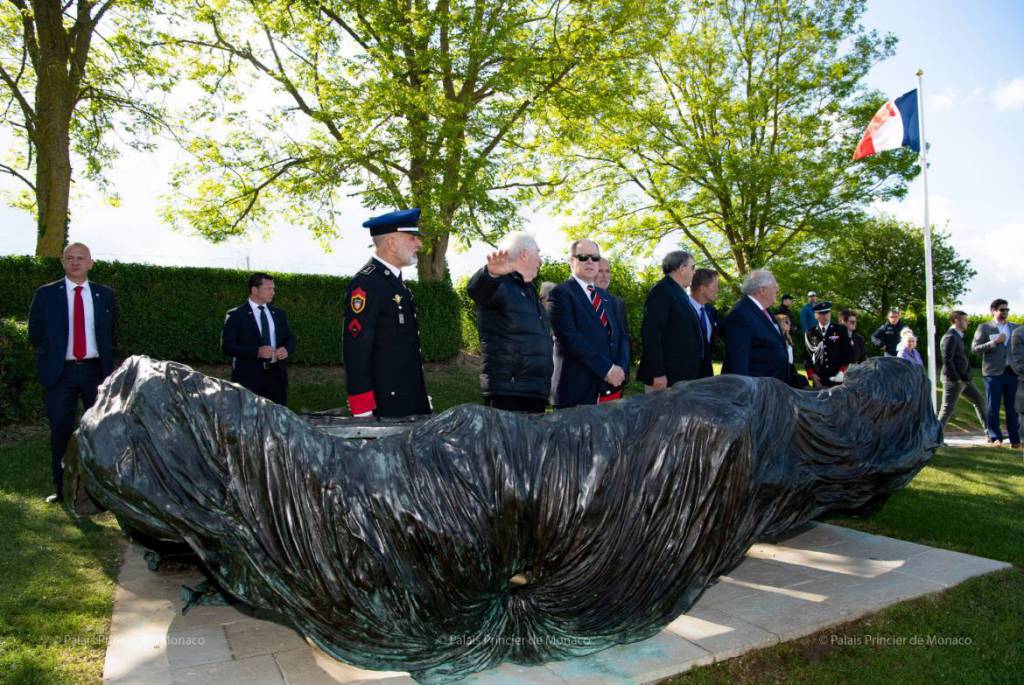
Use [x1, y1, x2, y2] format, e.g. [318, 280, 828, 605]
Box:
[804, 301, 853, 388]
[871, 308, 907, 357]
[343, 208, 431, 418]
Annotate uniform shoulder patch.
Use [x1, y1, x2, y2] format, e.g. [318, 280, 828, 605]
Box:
[347, 319, 362, 338]
[359, 262, 376, 275]
[350, 287, 367, 314]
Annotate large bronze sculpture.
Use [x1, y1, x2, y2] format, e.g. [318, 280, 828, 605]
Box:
[72, 356, 938, 683]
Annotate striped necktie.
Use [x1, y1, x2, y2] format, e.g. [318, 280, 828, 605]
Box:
[587, 285, 611, 336]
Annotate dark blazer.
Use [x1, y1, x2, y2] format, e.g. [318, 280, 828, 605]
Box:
[722, 296, 789, 383]
[940, 327, 971, 383]
[700, 302, 721, 378]
[28, 279, 118, 388]
[549, 278, 629, 408]
[637, 276, 704, 385]
[222, 302, 296, 390]
[608, 293, 631, 385]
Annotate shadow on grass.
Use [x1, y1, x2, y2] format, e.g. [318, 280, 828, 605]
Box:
[0, 434, 124, 683]
[825, 450, 1023, 568]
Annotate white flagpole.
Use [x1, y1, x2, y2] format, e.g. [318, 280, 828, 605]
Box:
[917, 69, 937, 410]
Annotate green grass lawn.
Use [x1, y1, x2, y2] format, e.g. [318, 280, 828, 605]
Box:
[666, 445, 1023, 684]
[0, 360, 1020, 683]
[938, 367, 1007, 434]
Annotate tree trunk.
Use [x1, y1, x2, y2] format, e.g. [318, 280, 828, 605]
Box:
[32, 0, 76, 257]
[34, 118, 73, 257]
[417, 232, 450, 282]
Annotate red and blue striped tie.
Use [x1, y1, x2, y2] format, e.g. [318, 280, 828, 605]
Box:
[588, 285, 611, 337]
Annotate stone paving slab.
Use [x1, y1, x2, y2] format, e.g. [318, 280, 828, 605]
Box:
[102, 522, 1013, 684]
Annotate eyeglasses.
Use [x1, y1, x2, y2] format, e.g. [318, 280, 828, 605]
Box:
[998, 308, 1010, 313]
[573, 254, 601, 262]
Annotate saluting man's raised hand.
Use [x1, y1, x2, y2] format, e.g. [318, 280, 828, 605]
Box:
[485, 249, 517, 277]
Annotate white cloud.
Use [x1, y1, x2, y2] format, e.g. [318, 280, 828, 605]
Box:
[993, 78, 1024, 111]
[926, 88, 960, 112]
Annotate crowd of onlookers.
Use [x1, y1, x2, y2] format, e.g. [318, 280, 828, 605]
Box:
[27, 224, 1022, 504]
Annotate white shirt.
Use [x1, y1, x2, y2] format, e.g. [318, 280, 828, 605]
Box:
[374, 255, 403, 279]
[573, 274, 595, 299]
[248, 298, 277, 349]
[64, 277, 98, 360]
[995, 319, 1011, 347]
[688, 295, 710, 342]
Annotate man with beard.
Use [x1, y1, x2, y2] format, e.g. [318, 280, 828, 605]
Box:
[343, 209, 431, 418]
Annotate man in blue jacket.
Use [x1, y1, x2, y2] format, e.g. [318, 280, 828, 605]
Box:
[549, 239, 629, 408]
[28, 243, 118, 504]
[799, 291, 818, 335]
[722, 269, 789, 383]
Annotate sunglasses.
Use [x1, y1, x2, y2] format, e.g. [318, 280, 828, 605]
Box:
[573, 254, 601, 262]
[998, 308, 1010, 312]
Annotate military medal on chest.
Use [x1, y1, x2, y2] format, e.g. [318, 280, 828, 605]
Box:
[394, 294, 404, 324]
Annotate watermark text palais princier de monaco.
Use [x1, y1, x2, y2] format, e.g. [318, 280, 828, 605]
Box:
[445, 634, 598, 648]
[822, 633, 973, 647]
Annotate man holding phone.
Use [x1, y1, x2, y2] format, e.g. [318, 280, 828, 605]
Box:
[971, 299, 1020, 447]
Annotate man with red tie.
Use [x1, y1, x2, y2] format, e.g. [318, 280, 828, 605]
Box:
[722, 269, 789, 383]
[549, 239, 629, 408]
[28, 243, 118, 504]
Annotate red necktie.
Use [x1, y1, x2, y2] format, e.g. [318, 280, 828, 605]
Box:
[73, 286, 86, 360]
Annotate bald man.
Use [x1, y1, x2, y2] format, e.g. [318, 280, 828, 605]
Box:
[28, 243, 118, 504]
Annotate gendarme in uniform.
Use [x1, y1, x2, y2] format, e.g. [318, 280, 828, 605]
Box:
[804, 301, 852, 388]
[343, 208, 431, 418]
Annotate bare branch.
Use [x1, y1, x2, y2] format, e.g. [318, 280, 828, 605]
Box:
[0, 162, 37, 191]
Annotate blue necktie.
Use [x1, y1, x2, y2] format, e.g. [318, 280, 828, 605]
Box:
[700, 306, 710, 343]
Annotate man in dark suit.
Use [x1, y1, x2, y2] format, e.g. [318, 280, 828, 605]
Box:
[937, 310, 985, 431]
[28, 242, 118, 504]
[343, 208, 431, 418]
[691, 268, 721, 378]
[222, 272, 296, 405]
[722, 269, 789, 382]
[596, 257, 630, 402]
[549, 239, 629, 408]
[637, 251, 704, 390]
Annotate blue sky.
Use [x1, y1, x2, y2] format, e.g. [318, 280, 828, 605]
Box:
[1, 0, 1022, 312]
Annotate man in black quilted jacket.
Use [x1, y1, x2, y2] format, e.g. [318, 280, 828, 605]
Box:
[467, 232, 553, 413]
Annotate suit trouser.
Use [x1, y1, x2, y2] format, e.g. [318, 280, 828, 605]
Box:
[982, 369, 1020, 444]
[937, 379, 986, 430]
[43, 360, 102, 498]
[239, 366, 287, 405]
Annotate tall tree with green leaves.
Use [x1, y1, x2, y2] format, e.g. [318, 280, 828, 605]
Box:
[770, 215, 975, 319]
[0, 0, 173, 256]
[164, 0, 669, 281]
[546, 0, 919, 285]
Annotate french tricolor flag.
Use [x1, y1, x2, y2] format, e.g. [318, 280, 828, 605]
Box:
[853, 90, 921, 160]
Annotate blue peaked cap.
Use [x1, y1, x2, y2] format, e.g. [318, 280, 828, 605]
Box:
[362, 208, 422, 237]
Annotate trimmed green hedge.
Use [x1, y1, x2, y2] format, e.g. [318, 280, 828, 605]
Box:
[0, 317, 41, 425]
[0, 256, 462, 366]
